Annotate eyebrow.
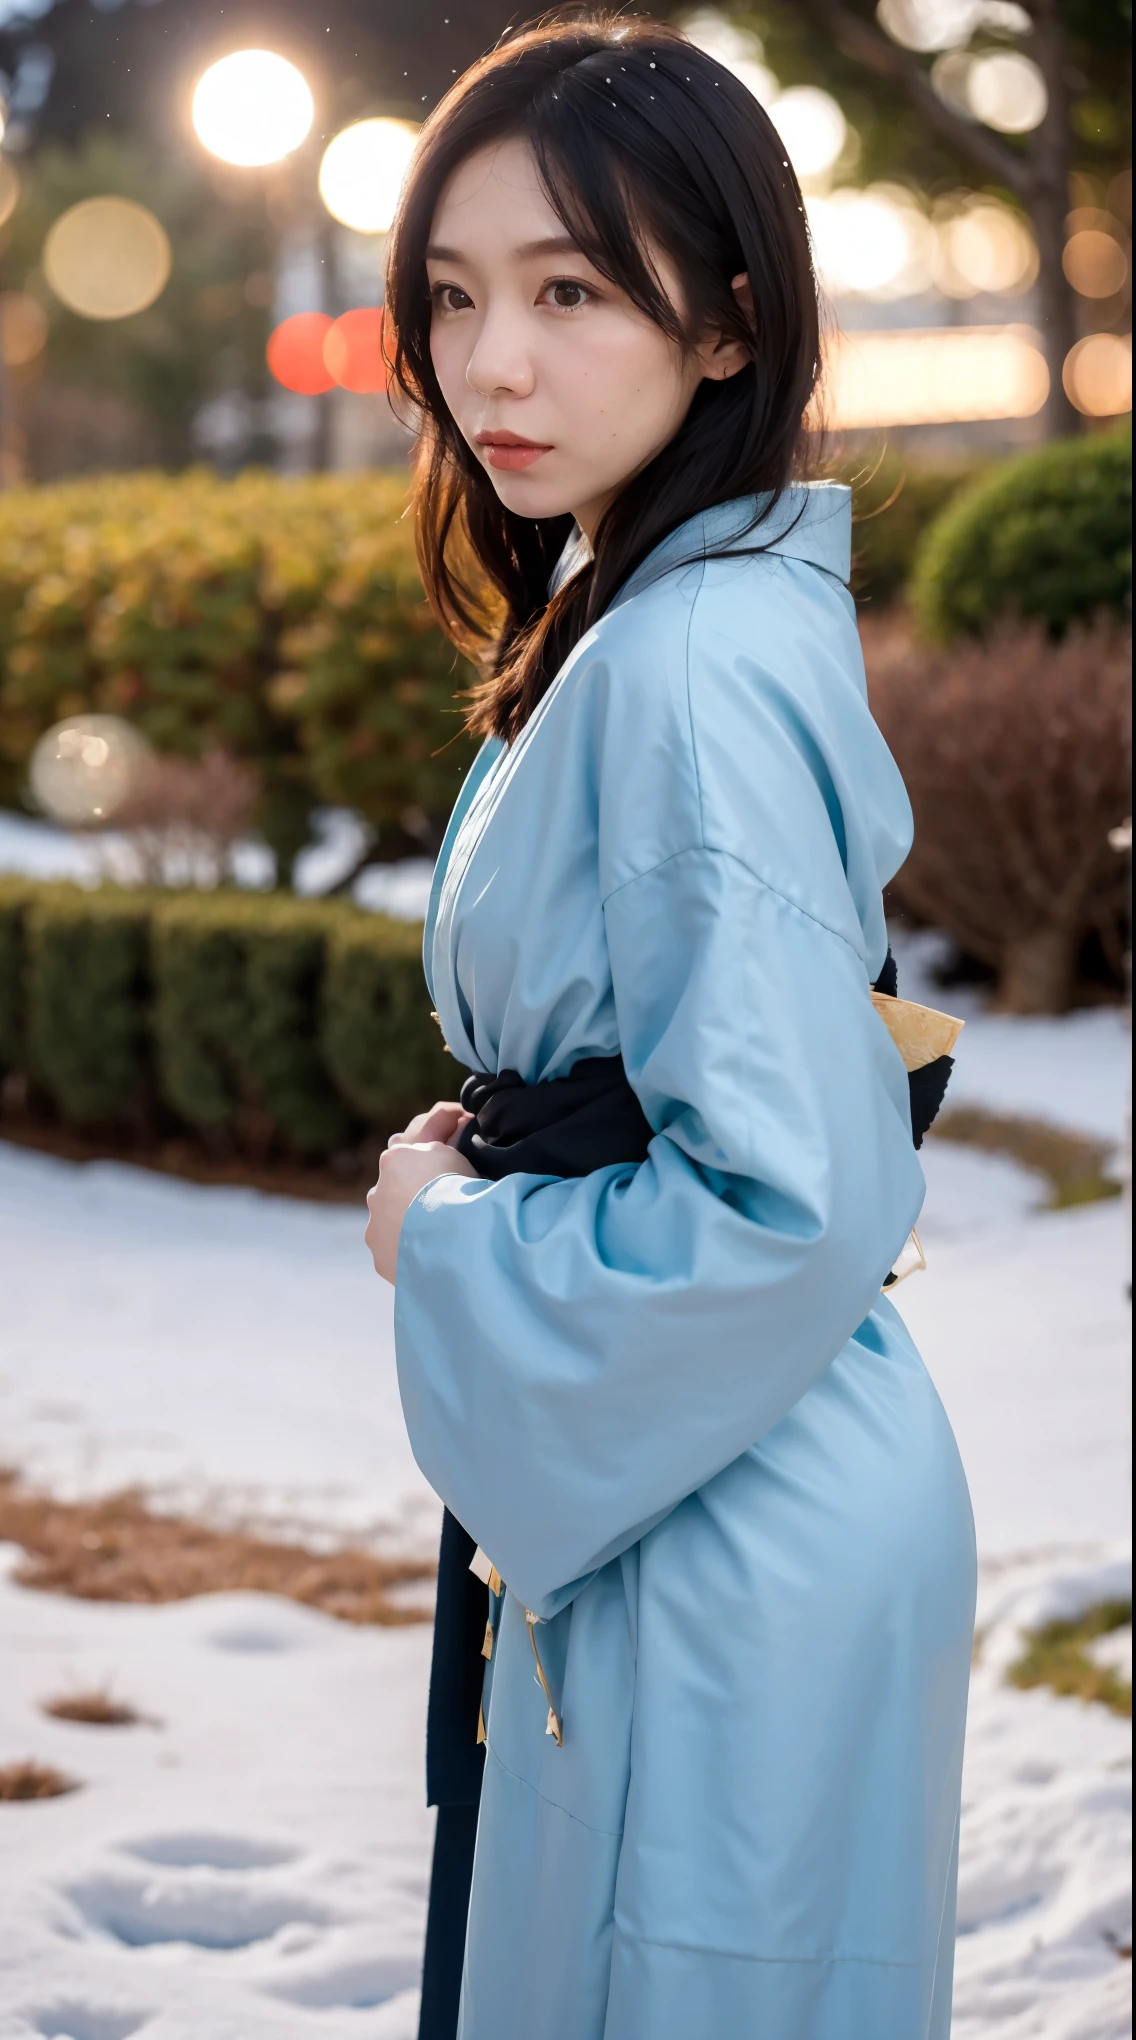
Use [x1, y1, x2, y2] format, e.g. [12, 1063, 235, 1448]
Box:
[425, 233, 586, 263]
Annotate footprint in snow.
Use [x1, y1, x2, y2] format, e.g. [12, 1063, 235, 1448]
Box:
[23, 2008, 149, 2040]
[61, 1832, 333, 1952]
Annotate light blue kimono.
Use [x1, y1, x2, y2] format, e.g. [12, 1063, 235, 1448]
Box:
[394, 486, 977, 2040]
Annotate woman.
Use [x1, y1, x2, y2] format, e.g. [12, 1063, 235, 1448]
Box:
[365, 18, 976, 2040]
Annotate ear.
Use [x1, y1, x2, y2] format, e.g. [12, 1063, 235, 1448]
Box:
[696, 272, 754, 383]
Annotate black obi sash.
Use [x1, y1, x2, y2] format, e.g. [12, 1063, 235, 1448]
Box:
[416, 953, 952, 2039]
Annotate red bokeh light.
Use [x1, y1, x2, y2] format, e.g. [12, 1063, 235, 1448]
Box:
[266, 313, 335, 395]
[323, 307, 390, 393]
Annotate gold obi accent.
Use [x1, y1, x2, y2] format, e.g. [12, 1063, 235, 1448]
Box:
[470, 1545, 563, 1748]
[870, 991, 964, 1071]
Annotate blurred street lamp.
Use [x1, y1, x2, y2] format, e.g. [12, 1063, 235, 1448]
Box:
[192, 50, 314, 168]
[267, 312, 336, 395]
[933, 197, 1039, 296]
[966, 51, 1047, 133]
[771, 87, 848, 181]
[30, 716, 152, 828]
[318, 119, 419, 235]
[44, 197, 171, 320]
[1062, 226, 1129, 300]
[1062, 334, 1133, 419]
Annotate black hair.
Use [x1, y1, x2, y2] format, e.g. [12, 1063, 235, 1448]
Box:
[385, 13, 821, 741]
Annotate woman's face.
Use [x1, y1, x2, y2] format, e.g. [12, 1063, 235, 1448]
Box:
[426, 137, 745, 541]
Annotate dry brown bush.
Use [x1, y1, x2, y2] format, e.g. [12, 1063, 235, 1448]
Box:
[0, 1474, 434, 1627]
[0, 1759, 79, 1801]
[41, 1688, 145, 1727]
[864, 614, 1132, 1013]
[107, 747, 260, 887]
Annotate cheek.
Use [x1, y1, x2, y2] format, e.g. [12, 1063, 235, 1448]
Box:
[555, 322, 686, 435]
[429, 323, 469, 413]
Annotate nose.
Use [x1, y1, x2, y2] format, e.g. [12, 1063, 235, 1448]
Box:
[464, 301, 535, 401]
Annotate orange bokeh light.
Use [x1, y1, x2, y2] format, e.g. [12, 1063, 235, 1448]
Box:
[323, 307, 389, 394]
[266, 313, 335, 395]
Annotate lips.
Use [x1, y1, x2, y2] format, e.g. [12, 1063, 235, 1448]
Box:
[476, 431, 553, 472]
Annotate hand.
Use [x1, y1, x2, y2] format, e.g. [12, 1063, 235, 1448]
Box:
[388, 1100, 473, 1149]
[365, 1140, 478, 1283]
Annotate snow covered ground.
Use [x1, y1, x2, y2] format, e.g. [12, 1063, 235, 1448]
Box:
[0, 958, 1130, 2038]
[0, 809, 434, 924]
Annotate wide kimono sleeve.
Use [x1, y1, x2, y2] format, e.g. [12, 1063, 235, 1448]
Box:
[393, 580, 926, 1617]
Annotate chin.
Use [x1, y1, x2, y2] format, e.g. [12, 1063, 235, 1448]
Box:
[483, 467, 578, 524]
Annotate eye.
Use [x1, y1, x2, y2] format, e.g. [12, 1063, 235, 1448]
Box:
[543, 278, 591, 311]
[431, 283, 474, 314]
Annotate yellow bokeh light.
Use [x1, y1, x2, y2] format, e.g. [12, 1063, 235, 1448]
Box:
[877, 0, 978, 52]
[967, 51, 1047, 133]
[192, 50, 314, 169]
[318, 118, 419, 235]
[29, 715, 152, 828]
[934, 200, 1038, 296]
[1062, 229, 1129, 299]
[808, 187, 931, 299]
[771, 86, 847, 180]
[44, 198, 172, 321]
[1062, 333, 1132, 418]
[818, 325, 1049, 429]
[0, 159, 20, 233]
[0, 290, 48, 368]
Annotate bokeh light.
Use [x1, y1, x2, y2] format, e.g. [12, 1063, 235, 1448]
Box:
[1062, 228, 1129, 299]
[43, 197, 172, 321]
[878, 0, 1031, 49]
[266, 313, 335, 395]
[771, 87, 848, 180]
[192, 50, 314, 168]
[318, 119, 419, 235]
[30, 716, 152, 828]
[0, 291, 48, 369]
[1062, 333, 1132, 418]
[323, 309, 389, 394]
[0, 159, 20, 233]
[808, 187, 932, 298]
[683, 14, 779, 105]
[967, 51, 1047, 132]
[933, 198, 1038, 296]
[877, 0, 977, 51]
[819, 326, 1049, 428]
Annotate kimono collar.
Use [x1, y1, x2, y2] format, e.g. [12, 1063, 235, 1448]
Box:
[609, 483, 852, 611]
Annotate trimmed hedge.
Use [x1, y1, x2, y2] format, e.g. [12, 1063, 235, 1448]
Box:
[0, 470, 478, 869]
[0, 878, 456, 1154]
[910, 427, 1132, 643]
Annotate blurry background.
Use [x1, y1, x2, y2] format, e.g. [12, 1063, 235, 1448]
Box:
[0, 7, 1130, 2040]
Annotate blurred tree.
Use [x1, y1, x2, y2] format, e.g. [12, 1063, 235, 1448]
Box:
[749, 0, 1132, 436]
[0, 133, 272, 475]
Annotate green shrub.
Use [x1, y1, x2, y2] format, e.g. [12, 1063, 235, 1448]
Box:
[322, 912, 456, 1133]
[837, 452, 987, 611]
[0, 879, 455, 1155]
[151, 893, 354, 1156]
[25, 884, 153, 1126]
[0, 877, 30, 1073]
[0, 471, 478, 867]
[910, 428, 1132, 643]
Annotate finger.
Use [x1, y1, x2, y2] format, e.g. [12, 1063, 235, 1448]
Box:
[388, 1102, 464, 1150]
